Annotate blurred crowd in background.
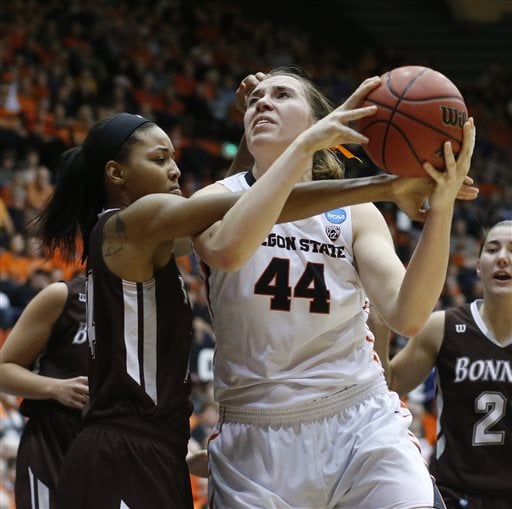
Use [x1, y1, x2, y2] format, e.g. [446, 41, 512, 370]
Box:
[0, 0, 511, 507]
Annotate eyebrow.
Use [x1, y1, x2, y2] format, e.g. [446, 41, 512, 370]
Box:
[147, 146, 175, 158]
[249, 85, 294, 100]
[148, 146, 171, 154]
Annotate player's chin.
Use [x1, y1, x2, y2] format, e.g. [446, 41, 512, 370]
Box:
[489, 281, 512, 294]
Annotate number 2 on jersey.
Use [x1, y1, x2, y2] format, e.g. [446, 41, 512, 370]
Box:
[254, 257, 330, 313]
[472, 391, 506, 446]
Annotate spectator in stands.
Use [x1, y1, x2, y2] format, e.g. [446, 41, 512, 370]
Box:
[0, 198, 15, 250]
[0, 151, 17, 190]
[25, 165, 54, 217]
[0, 234, 31, 284]
[3, 174, 28, 235]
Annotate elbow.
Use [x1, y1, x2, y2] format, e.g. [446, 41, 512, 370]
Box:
[204, 247, 247, 272]
[397, 324, 422, 339]
[216, 255, 245, 273]
[387, 315, 425, 339]
[386, 307, 431, 339]
[194, 232, 248, 272]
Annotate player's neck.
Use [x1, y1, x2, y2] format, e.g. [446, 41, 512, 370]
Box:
[478, 298, 512, 343]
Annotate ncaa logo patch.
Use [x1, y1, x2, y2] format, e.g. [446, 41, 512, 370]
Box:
[325, 208, 346, 224]
[326, 226, 340, 241]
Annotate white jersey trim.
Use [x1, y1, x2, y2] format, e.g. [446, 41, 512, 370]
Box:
[470, 300, 512, 348]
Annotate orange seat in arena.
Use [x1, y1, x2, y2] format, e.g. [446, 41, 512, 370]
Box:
[0, 250, 32, 283]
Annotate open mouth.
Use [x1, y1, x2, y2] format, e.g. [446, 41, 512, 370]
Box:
[494, 272, 511, 281]
[253, 116, 273, 128]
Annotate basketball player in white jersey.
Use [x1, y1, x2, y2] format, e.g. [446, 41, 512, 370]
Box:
[192, 67, 476, 508]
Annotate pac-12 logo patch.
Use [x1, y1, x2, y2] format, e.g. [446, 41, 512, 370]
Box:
[325, 208, 346, 224]
[326, 226, 340, 241]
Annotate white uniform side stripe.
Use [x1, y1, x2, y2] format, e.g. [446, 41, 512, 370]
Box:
[142, 282, 158, 404]
[123, 280, 158, 404]
[29, 466, 36, 509]
[28, 466, 50, 509]
[123, 282, 141, 387]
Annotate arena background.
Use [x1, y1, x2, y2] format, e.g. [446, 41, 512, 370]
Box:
[1, 1, 511, 507]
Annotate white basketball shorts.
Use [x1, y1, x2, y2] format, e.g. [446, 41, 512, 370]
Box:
[208, 376, 444, 509]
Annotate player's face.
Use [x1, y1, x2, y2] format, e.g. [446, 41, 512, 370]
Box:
[121, 125, 182, 202]
[244, 75, 313, 159]
[477, 224, 512, 297]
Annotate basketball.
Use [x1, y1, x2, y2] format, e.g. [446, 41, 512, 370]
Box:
[357, 65, 468, 178]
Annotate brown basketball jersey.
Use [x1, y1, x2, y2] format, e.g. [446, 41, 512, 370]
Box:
[19, 274, 88, 417]
[430, 300, 512, 497]
[84, 209, 193, 444]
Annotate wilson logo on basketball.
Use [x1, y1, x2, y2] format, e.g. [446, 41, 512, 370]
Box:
[440, 106, 467, 128]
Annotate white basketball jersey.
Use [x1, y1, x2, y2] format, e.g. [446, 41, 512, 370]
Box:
[200, 172, 383, 408]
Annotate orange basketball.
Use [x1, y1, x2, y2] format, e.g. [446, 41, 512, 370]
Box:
[357, 66, 467, 178]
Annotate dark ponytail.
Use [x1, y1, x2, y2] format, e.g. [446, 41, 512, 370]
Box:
[32, 113, 152, 262]
[30, 145, 105, 262]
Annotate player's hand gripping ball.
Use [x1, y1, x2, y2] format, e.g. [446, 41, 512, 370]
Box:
[357, 65, 467, 178]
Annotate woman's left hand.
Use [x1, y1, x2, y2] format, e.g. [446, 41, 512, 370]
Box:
[186, 449, 209, 478]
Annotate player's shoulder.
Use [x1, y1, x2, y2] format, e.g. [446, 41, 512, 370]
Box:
[411, 309, 446, 357]
[36, 281, 69, 304]
[424, 309, 446, 333]
[23, 281, 69, 320]
[351, 201, 380, 214]
[351, 202, 385, 223]
[351, 202, 389, 238]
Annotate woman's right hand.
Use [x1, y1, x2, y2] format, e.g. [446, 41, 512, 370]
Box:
[295, 76, 382, 154]
[51, 376, 89, 409]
